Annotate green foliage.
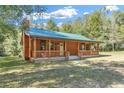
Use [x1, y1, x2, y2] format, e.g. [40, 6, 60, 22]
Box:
[0, 5, 46, 56]
[58, 9, 124, 51]
[43, 9, 124, 52]
[114, 12, 124, 25]
[0, 31, 5, 43]
[86, 11, 102, 38]
[21, 18, 30, 31]
[71, 17, 83, 34]
[60, 23, 72, 33]
[45, 19, 58, 31]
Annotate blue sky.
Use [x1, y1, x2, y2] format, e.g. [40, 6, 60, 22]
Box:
[32, 5, 124, 26]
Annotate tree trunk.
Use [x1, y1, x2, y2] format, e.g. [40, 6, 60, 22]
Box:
[112, 42, 115, 51]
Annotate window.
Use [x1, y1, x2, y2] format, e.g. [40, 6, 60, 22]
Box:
[40, 40, 46, 50]
[90, 45, 96, 51]
[80, 44, 85, 50]
[50, 42, 60, 50]
[50, 42, 55, 50]
[55, 43, 59, 50]
[86, 44, 90, 50]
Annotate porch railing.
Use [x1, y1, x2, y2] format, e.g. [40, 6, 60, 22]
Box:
[32, 50, 67, 58]
[31, 50, 99, 58]
[79, 50, 99, 56]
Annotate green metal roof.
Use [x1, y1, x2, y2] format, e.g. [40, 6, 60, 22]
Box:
[26, 28, 97, 42]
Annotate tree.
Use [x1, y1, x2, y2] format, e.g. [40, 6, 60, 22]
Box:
[114, 11, 124, 50]
[99, 8, 124, 51]
[86, 11, 103, 38]
[71, 17, 83, 34]
[115, 12, 124, 25]
[59, 23, 72, 33]
[46, 19, 58, 31]
[0, 5, 47, 56]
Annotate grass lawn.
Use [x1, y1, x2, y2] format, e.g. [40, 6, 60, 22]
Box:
[0, 51, 124, 88]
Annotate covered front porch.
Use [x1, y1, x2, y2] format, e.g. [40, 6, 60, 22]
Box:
[28, 37, 99, 60]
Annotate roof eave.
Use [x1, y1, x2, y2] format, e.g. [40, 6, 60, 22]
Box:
[29, 34, 99, 42]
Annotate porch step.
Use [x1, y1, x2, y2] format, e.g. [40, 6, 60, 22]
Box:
[69, 56, 80, 60]
[80, 55, 99, 58]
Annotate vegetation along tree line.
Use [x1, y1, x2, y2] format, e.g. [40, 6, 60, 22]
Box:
[0, 5, 124, 56]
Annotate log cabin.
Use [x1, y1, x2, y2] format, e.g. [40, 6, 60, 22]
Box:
[22, 28, 100, 61]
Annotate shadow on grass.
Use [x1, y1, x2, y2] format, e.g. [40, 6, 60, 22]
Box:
[0, 56, 124, 88]
[82, 54, 111, 60]
[0, 59, 31, 68]
[0, 64, 124, 88]
[90, 61, 124, 68]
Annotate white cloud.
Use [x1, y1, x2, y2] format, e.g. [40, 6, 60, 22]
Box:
[22, 12, 27, 18]
[26, 15, 31, 20]
[22, 12, 31, 20]
[32, 16, 37, 20]
[57, 22, 63, 27]
[50, 6, 78, 19]
[43, 22, 47, 27]
[105, 5, 119, 12]
[31, 6, 78, 20]
[29, 12, 51, 20]
[83, 12, 89, 15]
[41, 13, 51, 19]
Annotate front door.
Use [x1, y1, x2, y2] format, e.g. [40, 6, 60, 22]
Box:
[60, 43, 64, 56]
[66, 41, 78, 55]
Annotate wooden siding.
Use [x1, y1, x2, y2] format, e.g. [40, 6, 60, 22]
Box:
[66, 41, 78, 55]
[24, 34, 29, 60]
[23, 34, 99, 60]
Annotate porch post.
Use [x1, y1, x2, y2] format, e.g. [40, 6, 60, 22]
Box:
[64, 40, 67, 58]
[48, 39, 51, 57]
[84, 42, 86, 50]
[97, 43, 99, 55]
[29, 36, 31, 59]
[64, 40, 67, 56]
[65, 40, 70, 60]
[90, 43, 92, 55]
[84, 42, 87, 55]
[34, 38, 37, 58]
[77, 41, 80, 56]
[64, 40, 66, 51]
